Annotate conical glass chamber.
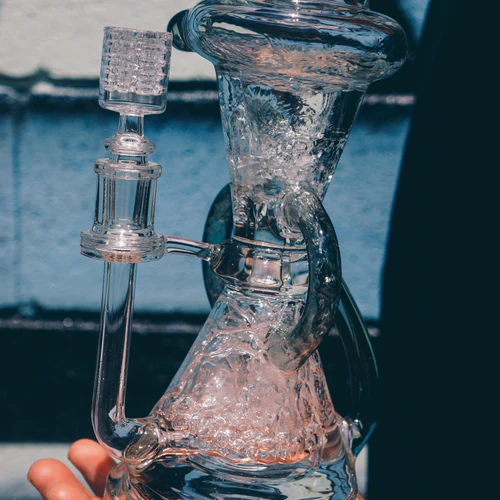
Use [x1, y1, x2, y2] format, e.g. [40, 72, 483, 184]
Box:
[170, 0, 406, 245]
[83, 2, 407, 499]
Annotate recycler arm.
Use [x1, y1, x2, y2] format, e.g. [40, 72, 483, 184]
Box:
[264, 191, 342, 372]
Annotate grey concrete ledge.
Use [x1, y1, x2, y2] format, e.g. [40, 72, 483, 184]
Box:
[0, 81, 416, 108]
[0, 314, 380, 337]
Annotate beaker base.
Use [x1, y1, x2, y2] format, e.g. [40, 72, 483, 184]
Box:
[104, 456, 357, 500]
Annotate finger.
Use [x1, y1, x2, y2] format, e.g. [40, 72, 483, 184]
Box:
[46, 482, 93, 500]
[28, 459, 92, 500]
[68, 439, 116, 497]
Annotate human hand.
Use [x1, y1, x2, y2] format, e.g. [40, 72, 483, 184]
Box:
[27, 439, 366, 500]
[27, 439, 115, 500]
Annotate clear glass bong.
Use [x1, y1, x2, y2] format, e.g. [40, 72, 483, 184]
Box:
[81, 2, 406, 498]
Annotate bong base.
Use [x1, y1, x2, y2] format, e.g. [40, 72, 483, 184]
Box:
[104, 456, 357, 500]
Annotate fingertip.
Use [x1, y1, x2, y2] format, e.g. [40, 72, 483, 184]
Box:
[28, 459, 65, 489]
[68, 439, 115, 497]
[28, 459, 90, 500]
[68, 439, 101, 462]
[68, 439, 115, 469]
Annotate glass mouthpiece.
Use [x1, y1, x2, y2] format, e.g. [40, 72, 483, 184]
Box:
[99, 27, 173, 115]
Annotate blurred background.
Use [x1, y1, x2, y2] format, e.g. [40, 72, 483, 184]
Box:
[0, 1, 429, 499]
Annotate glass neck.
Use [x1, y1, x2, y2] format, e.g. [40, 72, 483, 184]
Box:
[118, 114, 144, 136]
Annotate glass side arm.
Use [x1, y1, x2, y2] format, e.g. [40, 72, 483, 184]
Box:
[164, 235, 217, 261]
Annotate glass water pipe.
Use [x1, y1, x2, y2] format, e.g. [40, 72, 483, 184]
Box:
[81, 2, 406, 498]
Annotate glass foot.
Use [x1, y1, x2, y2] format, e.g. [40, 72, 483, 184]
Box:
[104, 456, 357, 500]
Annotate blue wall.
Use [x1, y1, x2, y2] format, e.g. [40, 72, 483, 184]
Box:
[0, 102, 410, 319]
